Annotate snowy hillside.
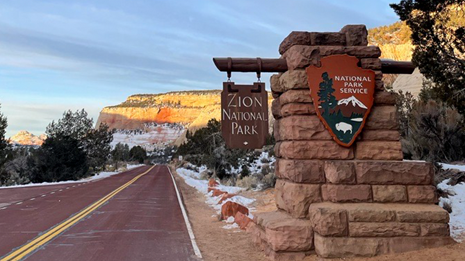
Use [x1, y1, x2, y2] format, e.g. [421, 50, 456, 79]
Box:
[112, 123, 185, 151]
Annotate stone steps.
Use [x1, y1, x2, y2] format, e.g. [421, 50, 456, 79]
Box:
[251, 203, 453, 260]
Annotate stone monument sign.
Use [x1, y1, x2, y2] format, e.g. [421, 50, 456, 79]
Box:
[247, 25, 453, 260]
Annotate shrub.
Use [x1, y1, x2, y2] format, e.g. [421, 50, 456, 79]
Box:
[236, 175, 259, 189]
[261, 172, 276, 190]
[402, 100, 465, 162]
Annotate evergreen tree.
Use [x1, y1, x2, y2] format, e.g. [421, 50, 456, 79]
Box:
[46, 109, 93, 140]
[318, 72, 337, 116]
[129, 146, 147, 163]
[0, 104, 12, 185]
[391, 0, 465, 113]
[84, 123, 114, 171]
[30, 136, 88, 182]
[0, 104, 9, 170]
[111, 143, 130, 169]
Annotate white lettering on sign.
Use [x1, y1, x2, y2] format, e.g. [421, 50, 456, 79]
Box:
[334, 76, 371, 82]
[224, 93, 267, 136]
[334, 75, 371, 95]
[227, 93, 263, 108]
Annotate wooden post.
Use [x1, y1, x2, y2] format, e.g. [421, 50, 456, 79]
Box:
[212, 58, 415, 74]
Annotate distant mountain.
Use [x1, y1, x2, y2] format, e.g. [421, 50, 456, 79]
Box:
[97, 91, 274, 150]
[368, 21, 413, 61]
[9, 131, 46, 146]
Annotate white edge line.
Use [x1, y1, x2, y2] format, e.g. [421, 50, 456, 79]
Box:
[166, 165, 203, 259]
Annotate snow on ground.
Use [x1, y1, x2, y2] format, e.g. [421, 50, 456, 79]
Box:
[438, 162, 465, 242]
[441, 163, 465, 172]
[176, 165, 256, 229]
[0, 164, 145, 190]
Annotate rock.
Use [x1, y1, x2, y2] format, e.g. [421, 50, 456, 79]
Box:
[281, 103, 316, 117]
[275, 179, 321, 218]
[309, 205, 348, 236]
[372, 185, 407, 203]
[275, 116, 332, 141]
[208, 178, 219, 187]
[349, 222, 420, 237]
[321, 184, 372, 203]
[388, 237, 454, 254]
[271, 98, 282, 119]
[317, 46, 381, 58]
[279, 89, 312, 105]
[355, 161, 434, 185]
[348, 207, 396, 222]
[324, 161, 356, 184]
[311, 32, 346, 46]
[254, 211, 314, 252]
[218, 193, 236, 204]
[407, 185, 438, 203]
[340, 25, 368, 46]
[365, 105, 398, 130]
[265, 218, 313, 252]
[279, 31, 312, 55]
[9, 130, 46, 146]
[278, 70, 308, 91]
[283, 45, 320, 70]
[397, 209, 449, 223]
[314, 234, 389, 258]
[274, 142, 282, 158]
[375, 78, 385, 91]
[374, 91, 397, 105]
[211, 188, 227, 197]
[360, 58, 382, 70]
[278, 141, 354, 160]
[221, 201, 249, 220]
[355, 141, 403, 160]
[234, 211, 252, 230]
[276, 159, 325, 184]
[97, 91, 222, 131]
[420, 223, 450, 236]
[361, 130, 400, 141]
[270, 74, 283, 93]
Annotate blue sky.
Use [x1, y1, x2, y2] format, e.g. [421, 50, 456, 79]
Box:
[0, 0, 400, 137]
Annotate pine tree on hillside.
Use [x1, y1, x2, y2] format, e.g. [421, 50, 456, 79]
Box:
[30, 136, 88, 182]
[0, 104, 10, 173]
[46, 109, 93, 141]
[84, 123, 114, 171]
[111, 143, 130, 169]
[129, 146, 147, 164]
[0, 104, 10, 185]
[391, 0, 465, 113]
[318, 72, 337, 117]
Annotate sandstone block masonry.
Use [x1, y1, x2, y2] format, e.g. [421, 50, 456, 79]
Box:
[248, 25, 452, 260]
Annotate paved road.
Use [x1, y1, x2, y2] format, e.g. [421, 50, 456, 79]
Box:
[0, 165, 199, 261]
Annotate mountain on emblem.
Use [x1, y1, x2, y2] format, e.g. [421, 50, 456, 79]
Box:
[306, 55, 375, 147]
[337, 96, 367, 109]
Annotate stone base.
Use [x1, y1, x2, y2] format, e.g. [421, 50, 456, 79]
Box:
[250, 204, 454, 260]
[311, 202, 454, 258]
[249, 211, 313, 261]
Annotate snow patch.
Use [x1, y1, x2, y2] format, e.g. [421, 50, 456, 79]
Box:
[0, 164, 145, 190]
[440, 163, 465, 172]
[176, 166, 256, 230]
[438, 177, 465, 242]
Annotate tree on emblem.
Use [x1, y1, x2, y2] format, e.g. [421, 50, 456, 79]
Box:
[317, 72, 337, 116]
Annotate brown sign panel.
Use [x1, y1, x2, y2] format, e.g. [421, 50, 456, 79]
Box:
[306, 54, 375, 147]
[221, 82, 268, 149]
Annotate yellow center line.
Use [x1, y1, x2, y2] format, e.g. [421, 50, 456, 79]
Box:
[1, 165, 155, 261]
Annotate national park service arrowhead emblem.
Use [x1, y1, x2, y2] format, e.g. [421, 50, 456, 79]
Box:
[306, 55, 375, 147]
